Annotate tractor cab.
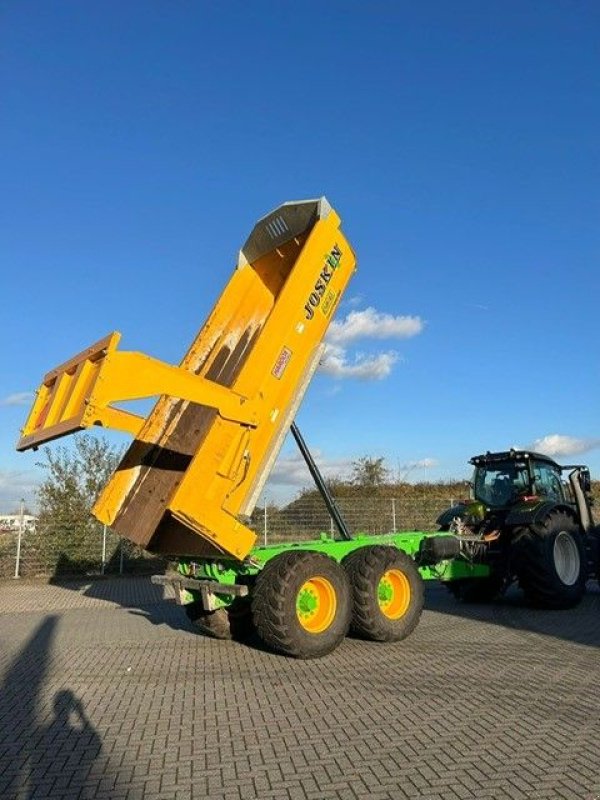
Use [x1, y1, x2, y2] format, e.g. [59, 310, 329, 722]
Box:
[436, 449, 597, 609]
[469, 450, 566, 509]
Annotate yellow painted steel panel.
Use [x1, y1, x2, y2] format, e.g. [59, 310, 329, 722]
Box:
[18, 198, 356, 562]
[16, 332, 122, 451]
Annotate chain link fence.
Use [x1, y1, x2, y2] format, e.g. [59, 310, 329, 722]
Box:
[3, 483, 598, 579]
[251, 495, 455, 546]
[0, 494, 454, 579]
[0, 518, 166, 580]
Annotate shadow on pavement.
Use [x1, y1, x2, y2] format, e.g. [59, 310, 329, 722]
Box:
[0, 617, 103, 799]
[47, 574, 277, 653]
[49, 572, 195, 634]
[26, 690, 102, 800]
[424, 580, 600, 649]
[46, 569, 600, 654]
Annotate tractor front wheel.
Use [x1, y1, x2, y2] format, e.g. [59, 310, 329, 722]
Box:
[513, 512, 586, 609]
[343, 545, 424, 642]
[252, 550, 351, 658]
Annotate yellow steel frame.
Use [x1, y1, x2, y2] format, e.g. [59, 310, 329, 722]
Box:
[17, 197, 357, 562]
[17, 331, 258, 451]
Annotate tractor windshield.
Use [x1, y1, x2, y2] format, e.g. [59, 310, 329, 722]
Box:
[472, 461, 530, 507]
[530, 460, 565, 502]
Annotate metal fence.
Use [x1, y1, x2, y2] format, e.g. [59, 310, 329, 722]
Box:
[3, 483, 598, 580]
[0, 522, 166, 580]
[0, 495, 452, 580]
[252, 496, 454, 546]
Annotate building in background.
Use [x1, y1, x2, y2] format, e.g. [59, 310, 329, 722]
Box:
[0, 515, 37, 532]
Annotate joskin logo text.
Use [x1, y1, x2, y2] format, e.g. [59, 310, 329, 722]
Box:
[303, 245, 342, 320]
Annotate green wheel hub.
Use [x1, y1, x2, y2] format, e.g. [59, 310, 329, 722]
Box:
[295, 576, 337, 633]
[297, 587, 319, 615]
[378, 579, 393, 604]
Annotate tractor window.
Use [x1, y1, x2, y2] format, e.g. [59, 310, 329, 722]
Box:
[473, 462, 529, 507]
[531, 463, 564, 502]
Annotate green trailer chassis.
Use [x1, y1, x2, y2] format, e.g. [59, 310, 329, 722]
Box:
[153, 530, 489, 612]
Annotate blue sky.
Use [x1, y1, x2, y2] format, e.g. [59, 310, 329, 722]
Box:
[1, 1, 599, 510]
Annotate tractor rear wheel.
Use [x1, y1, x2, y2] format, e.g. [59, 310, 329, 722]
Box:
[513, 512, 586, 609]
[342, 545, 424, 642]
[252, 550, 351, 658]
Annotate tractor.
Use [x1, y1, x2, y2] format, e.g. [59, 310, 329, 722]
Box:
[437, 449, 599, 608]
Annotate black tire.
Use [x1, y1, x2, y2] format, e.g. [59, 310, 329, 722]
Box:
[227, 598, 256, 641]
[513, 512, 586, 609]
[252, 550, 351, 659]
[445, 574, 505, 604]
[586, 525, 600, 587]
[342, 545, 424, 642]
[184, 604, 232, 639]
[185, 597, 254, 641]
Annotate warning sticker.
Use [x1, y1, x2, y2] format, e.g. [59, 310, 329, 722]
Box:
[272, 346, 292, 380]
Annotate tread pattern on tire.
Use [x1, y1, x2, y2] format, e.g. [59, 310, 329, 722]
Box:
[185, 598, 254, 641]
[343, 545, 424, 642]
[184, 604, 232, 639]
[252, 550, 351, 659]
[513, 511, 586, 609]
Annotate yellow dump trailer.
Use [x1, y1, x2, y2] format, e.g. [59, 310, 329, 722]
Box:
[18, 198, 356, 562]
[18, 197, 474, 658]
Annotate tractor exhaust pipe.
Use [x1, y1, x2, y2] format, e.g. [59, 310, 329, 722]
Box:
[568, 468, 594, 533]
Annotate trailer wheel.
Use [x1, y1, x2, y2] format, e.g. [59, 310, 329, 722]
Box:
[184, 604, 232, 639]
[513, 512, 586, 609]
[342, 546, 424, 642]
[185, 598, 254, 641]
[252, 550, 351, 659]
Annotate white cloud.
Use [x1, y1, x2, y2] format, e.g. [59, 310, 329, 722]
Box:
[530, 434, 600, 458]
[267, 451, 353, 488]
[319, 307, 425, 381]
[327, 307, 424, 345]
[344, 294, 364, 309]
[1, 392, 34, 407]
[0, 469, 40, 510]
[267, 450, 440, 490]
[396, 458, 439, 480]
[263, 449, 442, 506]
[412, 458, 439, 469]
[319, 344, 399, 380]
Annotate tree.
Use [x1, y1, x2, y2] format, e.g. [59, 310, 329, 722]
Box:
[351, 456, 389, 487]
[35, 434, 124, 572]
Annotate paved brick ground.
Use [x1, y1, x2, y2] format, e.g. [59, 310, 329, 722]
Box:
[0, 576, 599, 800]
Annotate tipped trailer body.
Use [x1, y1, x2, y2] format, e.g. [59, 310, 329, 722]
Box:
[19, 199, 353, 562]
[18, 198, 478, 658]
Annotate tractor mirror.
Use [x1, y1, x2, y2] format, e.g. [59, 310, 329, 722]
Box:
[579, 470, 591, 493]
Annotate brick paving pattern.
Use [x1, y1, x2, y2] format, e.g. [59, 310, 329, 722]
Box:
[0, 576, 599, 800]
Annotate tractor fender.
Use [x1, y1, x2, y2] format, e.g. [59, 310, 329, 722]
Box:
[505, 501, 576, 530]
